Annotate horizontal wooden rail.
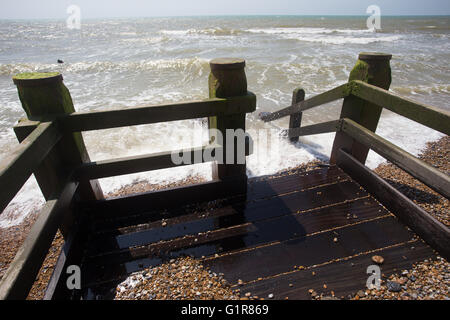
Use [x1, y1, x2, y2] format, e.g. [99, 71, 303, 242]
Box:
[341, 118, 450, 198]
[336, 149, 450, 260]
[59, 93, 256, 132]
[0, 122, 62, 215]
[351, 81, 450, 136]
[0, 179, 79, 300]
[286, 120, 341, 138]
[260, 83, 350, 122]
[76, 144, 227, 180]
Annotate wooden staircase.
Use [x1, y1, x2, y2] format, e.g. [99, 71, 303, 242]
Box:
[77, 165, 436, 299]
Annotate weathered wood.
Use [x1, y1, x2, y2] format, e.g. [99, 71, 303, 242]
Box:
[43, 214, 88, 300]
[199, 216, 413, 285]
[341, 118, 450, 198]
[237, 240, 434, 300]
[208, 58, 250, 183]
[91, 166, 349, 232]
[0, 180, 79, 300]
[336, 149, 450, 260]
[288, 88, 305, 143]
[59, 95, 255, 132]
[85, 180, 367, 258]
[84, 175, 249, 217]
[77, 143, 229, 180]
[12, 72, 104, 204]
[352, 80, 450, 135]
[330, 52, 392, 165]
[13, 119, 69, 206]
[0, 122, 61, 215]
[260, 83, 350, 122]
[287, 120, 341, 138]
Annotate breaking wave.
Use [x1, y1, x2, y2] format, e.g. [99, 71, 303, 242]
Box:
[0, 58, 210, 76]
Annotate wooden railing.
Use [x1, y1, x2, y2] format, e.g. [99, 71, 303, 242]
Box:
[0, 58, 255, 299]
[260, 79, 450, 197]
[261, 52, 450, 259]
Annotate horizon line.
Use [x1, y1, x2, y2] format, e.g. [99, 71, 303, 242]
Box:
[1, 14, 449, 21]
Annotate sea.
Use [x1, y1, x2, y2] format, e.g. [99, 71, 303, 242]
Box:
[0, 15, 449, 227]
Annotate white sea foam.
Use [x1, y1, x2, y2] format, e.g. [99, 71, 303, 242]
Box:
[245, 27, 398, 44]
[0, 58, 210, 76]
[0, 176, 44, 229]
[246, 27, 375, 35]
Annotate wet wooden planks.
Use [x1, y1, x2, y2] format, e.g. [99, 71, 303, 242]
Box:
[86, 180, 367, 257]
[235, 239, 435, 300]
[82, 197, 390, 287]
[88, 166, 348, 229]
[77, 165, 437, 299]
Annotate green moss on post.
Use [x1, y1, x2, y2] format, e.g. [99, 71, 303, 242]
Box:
[208, 58, 248, 186]
[330, 52, 392, 164]
[12, 72, 104, 213]
[349, 60, 370, 83]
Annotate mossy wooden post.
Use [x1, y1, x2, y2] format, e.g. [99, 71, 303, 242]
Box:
[208, 58, 248, 191]
[288, 88, 305, 143]
[330, 52, 392, 164]
[12, 73, 104, 234]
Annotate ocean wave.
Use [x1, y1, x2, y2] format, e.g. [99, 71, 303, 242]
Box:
[160, 27, 241, 36]
[392, 84, 450, 95]
[121, 36, 168, 44]
[291, 35, 401, 45]
[244, 27, 396, 44]
[245, 27, 375, 35]
[0, 58, 211, 75]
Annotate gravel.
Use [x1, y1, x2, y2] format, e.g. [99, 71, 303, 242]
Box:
[373, 136, 449, 226]
[114, 256, 240, 300]
[351, 257, 449, 300]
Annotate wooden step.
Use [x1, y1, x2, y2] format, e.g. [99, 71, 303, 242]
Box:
[86, 180, 367, 257]
[235, 239, 436, 300]
[89, 166, 349, 229]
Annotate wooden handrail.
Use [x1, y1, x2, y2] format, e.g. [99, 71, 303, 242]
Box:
[341, 118, 450, 198]
[336, 149, 450, 260]
[58, 93, 256, 132]
[76, 143, 223, 180]
[351, 81, 450, 136]
[260, 83, 351, 122]
[0, 179, 79, 300]
[260, 80, 450, 137]
[286, 120, 341, 138]
[0, 122, 61, 215]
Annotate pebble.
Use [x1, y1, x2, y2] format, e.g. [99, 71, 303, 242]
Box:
[357, 290, 365, 298]
[387, 281, 402, 292]
[372, 255, 384, 265]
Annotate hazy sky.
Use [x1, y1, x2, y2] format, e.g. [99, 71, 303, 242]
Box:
[1, 0, 449, 19]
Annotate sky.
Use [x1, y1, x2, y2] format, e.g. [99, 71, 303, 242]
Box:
[0, 0, 449, 19]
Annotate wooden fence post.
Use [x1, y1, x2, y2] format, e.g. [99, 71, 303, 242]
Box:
[330, 52, 392, 164]
[288, 88, 305, 143]
[12, 72, 104, 234]
[208, 58, 248, 190]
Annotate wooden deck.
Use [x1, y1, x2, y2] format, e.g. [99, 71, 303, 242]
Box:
[75, 165, 437, 300]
